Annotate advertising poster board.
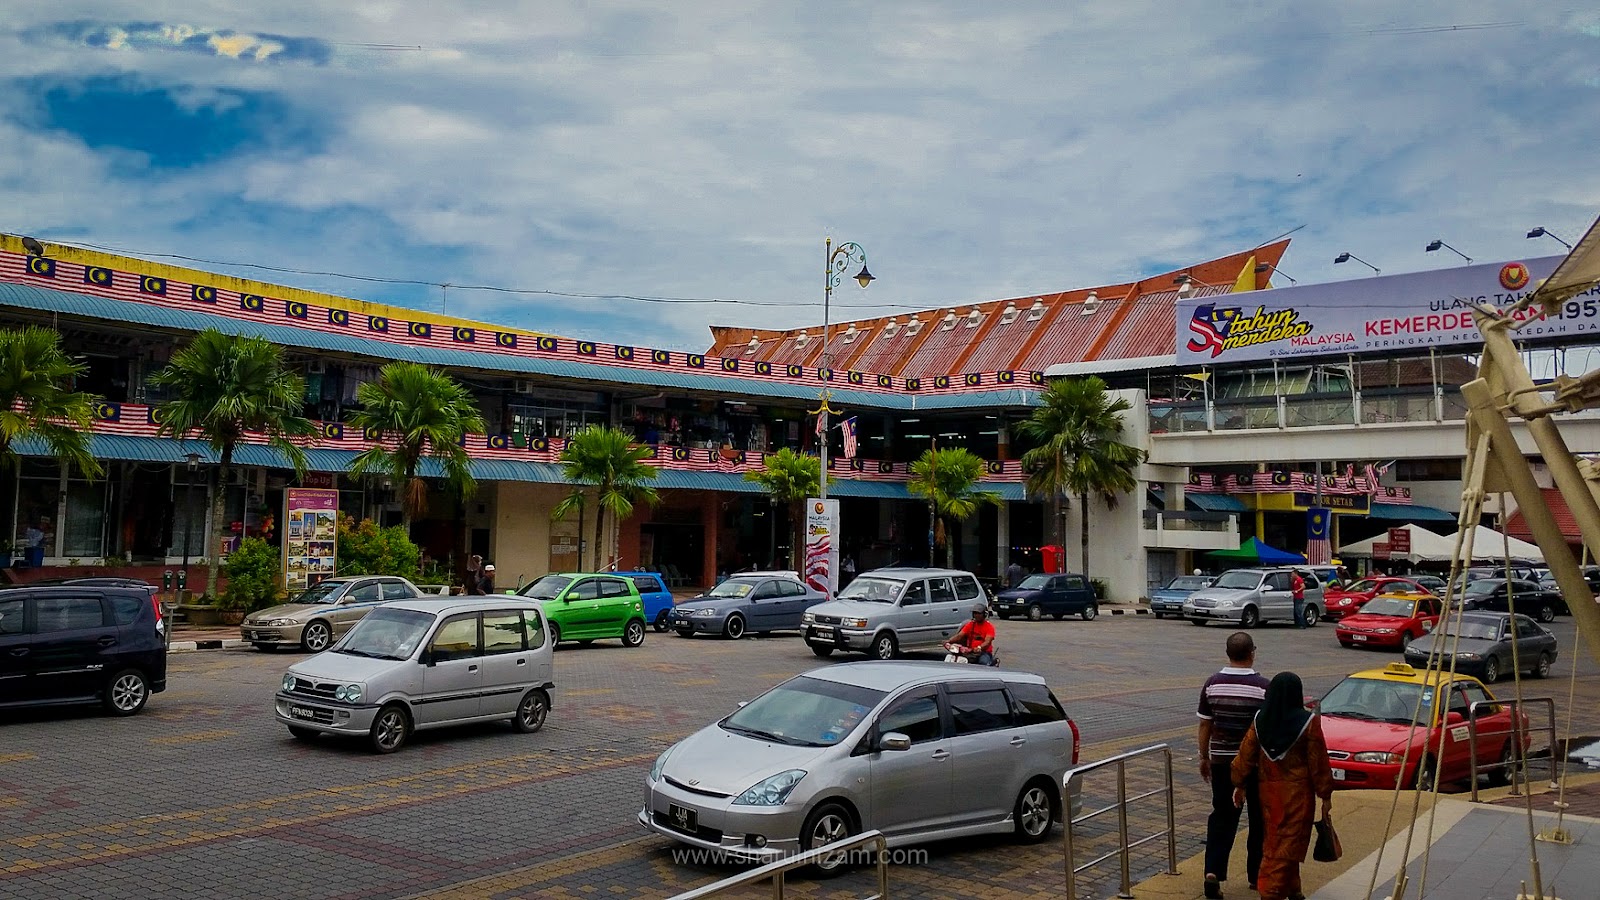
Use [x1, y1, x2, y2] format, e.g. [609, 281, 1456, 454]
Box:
[1388, 527, 1411, 555]
[804, 498, 840, 599]
[284, 488, 339, 592]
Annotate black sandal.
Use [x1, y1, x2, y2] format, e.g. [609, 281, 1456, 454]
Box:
[1204, 874, 1223, 899]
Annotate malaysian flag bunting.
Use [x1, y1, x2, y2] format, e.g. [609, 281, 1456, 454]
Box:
[842, 417, 858, 459]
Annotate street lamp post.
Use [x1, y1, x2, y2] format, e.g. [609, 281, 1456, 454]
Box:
[180, 452, 201, 602]
[817, 239, 874, 500]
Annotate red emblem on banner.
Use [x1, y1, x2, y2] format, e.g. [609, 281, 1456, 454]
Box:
[1499, 262, 1530, 291]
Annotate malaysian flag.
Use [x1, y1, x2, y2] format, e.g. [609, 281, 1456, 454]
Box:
[815, 410, 827, 437]
[1305, 507, 1332, 565]
[1363, 462, 1380, 495]
[841, 417, 858, 459]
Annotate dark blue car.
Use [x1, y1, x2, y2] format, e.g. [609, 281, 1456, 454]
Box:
[995, 573, 1099, 621]
[1150, 575, 1214, 619]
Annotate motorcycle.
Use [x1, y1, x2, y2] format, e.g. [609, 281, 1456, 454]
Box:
[942, 642, 1000, 667]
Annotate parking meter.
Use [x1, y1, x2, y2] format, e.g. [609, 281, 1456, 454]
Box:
[176, 569, 188, 595]
[163, 570, 173, 593]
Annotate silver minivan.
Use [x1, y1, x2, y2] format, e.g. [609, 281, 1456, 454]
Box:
[1182, 567, 1325, 627]
[802, 567, 986, 659]
[640, 661, 1080, 870]
[274, 598, 554, 753]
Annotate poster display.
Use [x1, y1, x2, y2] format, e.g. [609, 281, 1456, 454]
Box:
[1176, 255, 1580, 365]
[283, 488, 339, 592]
[804, 498, 840, 599]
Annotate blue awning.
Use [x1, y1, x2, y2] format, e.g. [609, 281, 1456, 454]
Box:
[1369, 502, 1456, 522]
[1187, 493, 1247, 513]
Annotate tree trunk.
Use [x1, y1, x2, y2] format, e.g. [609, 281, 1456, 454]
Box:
[594, 502, 606, 572]
[944, 517, 955, 569]
[1052, 454, 1065, 552]
[400, 461, 417, 536]
[205, 444, 233, 601]
[1079, 490, 1091, 582]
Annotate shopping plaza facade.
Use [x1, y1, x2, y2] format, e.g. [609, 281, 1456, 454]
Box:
[2, 231, 1595, 599]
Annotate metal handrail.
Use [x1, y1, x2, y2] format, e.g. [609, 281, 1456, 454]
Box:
[1062, 744, 1178, 900]
[1467, 696, 1559, 802]
[666, 829, 889, 900]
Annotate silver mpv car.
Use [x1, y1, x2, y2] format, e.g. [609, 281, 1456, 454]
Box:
[275, 598, 554, 753]
[802, 567, 987, 659]
[640, 661, 1080, 871]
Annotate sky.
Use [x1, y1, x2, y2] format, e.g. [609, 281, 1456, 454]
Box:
[3, 2, 1599, 351]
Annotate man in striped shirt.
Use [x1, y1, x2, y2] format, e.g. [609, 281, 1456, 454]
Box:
[1197, 632, 1270, 899]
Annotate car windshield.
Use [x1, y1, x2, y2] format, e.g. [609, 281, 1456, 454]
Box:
[1166, 576, 1211, 590]
[1346, 578, 1384, 593]
[837, 576, 903, 603]
[1319, 677, 1428, 725]
[1212, 571, 1262, 590]
[289, 582, 344, 605]
[1017, 575, 1051, 590]
[1437, 620, 1502, 641]
[520, 575, 573, 600]
[1359, 597, 1418, 618]
[334, 608, 433, 660]
[720, 675, 886, 747]
[1463, 580, 1500, 597]
[706, 580, 756, 598]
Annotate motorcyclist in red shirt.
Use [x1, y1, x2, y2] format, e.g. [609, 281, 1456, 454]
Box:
[944, 604, 997, 666]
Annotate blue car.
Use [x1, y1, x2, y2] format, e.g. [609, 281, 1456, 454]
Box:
[614, 571, 678, 631]
[994, 573, 1099, 621]
[1150, 575, 1214, 618]
[666, 574, 826, 639]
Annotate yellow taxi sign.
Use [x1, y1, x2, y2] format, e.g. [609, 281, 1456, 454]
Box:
[1383, 662, 1417, 676]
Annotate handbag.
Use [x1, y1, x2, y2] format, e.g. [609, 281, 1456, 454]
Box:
[1313, 815, 1342, 862]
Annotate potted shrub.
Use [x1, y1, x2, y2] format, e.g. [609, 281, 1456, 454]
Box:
[216, 537, 281, 625]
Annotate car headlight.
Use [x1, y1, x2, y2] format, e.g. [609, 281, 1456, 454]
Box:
[842, 617, 868, 628]
[802, 612, 815, 623]
[1456, 652, 1480, 660]
[267, 618, 296, 627]
[281, 673, 297, 692]
[1353, 751, 1402, 764]
[333, 684, 364, 704]
[733, 769, 807, 806]
[650, 748, 674, 783]
[694, 608, 719, 617]
[1375, 628, 1397, 634]
[1213, 599, 1235, 607]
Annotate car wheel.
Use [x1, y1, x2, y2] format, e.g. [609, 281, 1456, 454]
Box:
[1412, 754, 1438, 790]
[1239, 606, 1260, 629]
[1399, 633, 1413, 651]
[1027, 604, 1043, 621]
[1190, 618, 1207, 626]
[871, 632, 898, 660]
[302, 620, 332, 653]
[1081, 604, 1098, 622]
[1481, 656, 1500, 684]
[622, 619, 646, 647]
[675, 628, 694, 638]
[549, 623, 562, 645]
[1013, 779, 1057, 843]
[368, 703, 411, 754]
[653, 611, 669, 633]
[1303, 605, 1320, 627]
[1533, 652, 1553, 679]
[800, 802, 857, 876]
[1486, 740, 1516, 788]
[287, 725, 319, 741]
[810, 643, 834, 658]
[102, 668, 149, 716]
[1537, 604, 1556, 624]
[513, 688, 550, 733]
[724, 614, 746, 640]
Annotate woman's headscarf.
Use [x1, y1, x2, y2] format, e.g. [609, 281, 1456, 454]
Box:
[1255, 672, 1314, 761]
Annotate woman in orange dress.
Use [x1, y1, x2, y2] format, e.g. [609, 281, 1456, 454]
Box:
[1231, 672, 1334, 900]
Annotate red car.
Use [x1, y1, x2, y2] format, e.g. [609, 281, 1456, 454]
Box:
[1335, 592, 1441, 650]
[1324, 576, 1433, 621]
[1318, 663, 1530, 791]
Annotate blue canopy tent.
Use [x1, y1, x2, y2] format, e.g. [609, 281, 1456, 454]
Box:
[1206, 537, 1307, 565]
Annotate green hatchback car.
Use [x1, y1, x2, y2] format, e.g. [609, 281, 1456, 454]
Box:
[517, 573, 648, 648]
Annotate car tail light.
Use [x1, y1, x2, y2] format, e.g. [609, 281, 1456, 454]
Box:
[150, 591, 164, 633]
[1068, 717, 1080, 764]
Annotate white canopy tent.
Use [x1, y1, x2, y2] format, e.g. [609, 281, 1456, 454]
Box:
[1446, 525, 1546, 563]
[1338, 523, 1457, 563]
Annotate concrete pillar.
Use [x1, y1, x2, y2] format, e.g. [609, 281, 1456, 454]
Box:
[701, 492, 720, 590]
[996, 501, 1011, 583]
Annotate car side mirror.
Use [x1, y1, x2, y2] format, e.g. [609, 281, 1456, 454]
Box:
[1445, 710, 1466, 725]
[736, 701, 748, 708]
[878, 732, 912, 752]
[1304, 695, 1317, 708]
[420, 651, 434, 667]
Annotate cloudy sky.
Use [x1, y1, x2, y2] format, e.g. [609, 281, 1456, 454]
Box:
[3, 2, 1598, 349]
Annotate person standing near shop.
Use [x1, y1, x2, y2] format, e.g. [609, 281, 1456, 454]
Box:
[466, 554, 484, 595]
[1197, 633, 1270, 899]
[1290, 570, 1307, 629]
[477, 564, 496, 596]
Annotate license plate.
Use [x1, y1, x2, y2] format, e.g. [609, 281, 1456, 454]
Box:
[812, 626, 834, 638]
[289, 706, 319, 721]
[668, 804, 698, 833]
[1352, 634, 1367, 642]
[1331, 768, 1345, 781]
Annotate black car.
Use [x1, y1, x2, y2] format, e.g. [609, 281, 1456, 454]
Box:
[1404, 611, 1559, 684]
[0, 584, 167, 716]
[994, 573, 1099, 621]
[1460, 578, 1566, 623]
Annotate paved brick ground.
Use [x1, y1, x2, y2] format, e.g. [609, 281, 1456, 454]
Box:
[3, 614, 1596, 900]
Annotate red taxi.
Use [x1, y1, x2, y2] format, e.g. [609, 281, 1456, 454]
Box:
[1335, 592, 1440, 650]
[1324, 576, 1433, 621]
[1317, 663, 1529, 791]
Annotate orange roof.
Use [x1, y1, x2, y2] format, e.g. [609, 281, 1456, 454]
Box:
[707, 242, 1289, 377]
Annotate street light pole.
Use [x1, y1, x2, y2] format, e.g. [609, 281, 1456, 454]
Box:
[181, 452, 201, 602]
[818, 238, 874, 501]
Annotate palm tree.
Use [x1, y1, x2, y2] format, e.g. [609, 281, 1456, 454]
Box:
[347, 362, 485, 533]
[552, 426, 660, 571]
[151, 330, 315, 599]
[0, 327, 103, 546]
[907, 447, 1001, 568]
[743, 448, 823, 570]
[1017, 376, 1145, 581]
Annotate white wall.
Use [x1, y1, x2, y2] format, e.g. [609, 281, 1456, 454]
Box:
[1060, 388, 1156, 603]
